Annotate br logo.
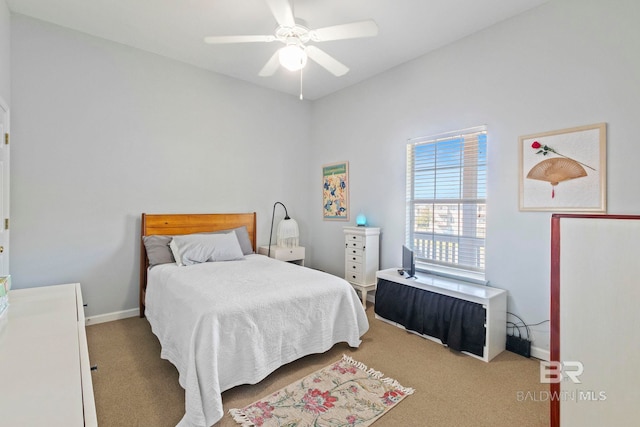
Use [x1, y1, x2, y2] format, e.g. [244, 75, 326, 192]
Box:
[540, 361, 584, 384]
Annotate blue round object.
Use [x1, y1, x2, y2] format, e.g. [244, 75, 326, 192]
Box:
[356, 213, 367, 226]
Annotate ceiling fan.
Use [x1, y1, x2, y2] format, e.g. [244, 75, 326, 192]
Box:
[203, 0, 378, 78]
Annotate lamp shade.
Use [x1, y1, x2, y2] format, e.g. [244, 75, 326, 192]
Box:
[279, 45, 307, 71]
[268, 202, 300, 257]
[277, 218, 299, 248]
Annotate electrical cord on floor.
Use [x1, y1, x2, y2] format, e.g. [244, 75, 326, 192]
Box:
[507, 312, 531, 340]
[507, 321, 524, 338]
[519, 319, 550, 327]
[505, 312, 547, 357]
[506, 312, 551, 340]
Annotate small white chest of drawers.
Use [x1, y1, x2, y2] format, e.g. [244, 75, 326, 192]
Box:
[0, 283, 97, 426]
[343, 226, 380, 307]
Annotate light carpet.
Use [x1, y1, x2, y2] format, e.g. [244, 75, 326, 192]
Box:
[230, 355, 414, 427]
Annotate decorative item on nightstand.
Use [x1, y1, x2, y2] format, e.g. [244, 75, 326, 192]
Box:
[344, 226, 380, 307]
[260, 202, 305, 266]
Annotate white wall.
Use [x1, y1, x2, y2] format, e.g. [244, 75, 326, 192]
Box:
[0, 0, 9, 102]
[10, 14, 312, 317]
[309, 0, 640, 353]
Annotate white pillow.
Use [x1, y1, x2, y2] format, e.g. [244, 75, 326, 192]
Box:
[171, 232, 245, 266]
[169, 238, 183, 266]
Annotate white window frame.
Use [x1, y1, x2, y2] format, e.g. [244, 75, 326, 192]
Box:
[406, 126, 487, 284]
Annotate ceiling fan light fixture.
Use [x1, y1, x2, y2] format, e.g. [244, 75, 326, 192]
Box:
[278, 44, 307, 71]
[204, 0, 379, 81]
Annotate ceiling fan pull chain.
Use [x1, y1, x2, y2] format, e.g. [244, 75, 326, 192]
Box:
[299, 66, 304, 100]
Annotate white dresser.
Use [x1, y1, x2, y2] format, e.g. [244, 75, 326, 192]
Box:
[0, 283, 97, 426]
[343, 226, 380, 306]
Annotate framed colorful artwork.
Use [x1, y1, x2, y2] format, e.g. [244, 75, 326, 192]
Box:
[519, 123, 606, 212]
[322, 161, 349, 220]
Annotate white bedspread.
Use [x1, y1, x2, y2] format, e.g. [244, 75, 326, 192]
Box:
[145, 254, 369, 427]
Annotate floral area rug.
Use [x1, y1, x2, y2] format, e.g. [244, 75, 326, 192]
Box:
[229, 355, 414, 427]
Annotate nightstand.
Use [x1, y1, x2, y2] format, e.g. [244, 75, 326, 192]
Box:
[258, 245, 305, 266]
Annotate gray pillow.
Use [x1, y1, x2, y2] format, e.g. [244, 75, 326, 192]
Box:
[232, 226, 254, 255]
[142, 235, 175, 267]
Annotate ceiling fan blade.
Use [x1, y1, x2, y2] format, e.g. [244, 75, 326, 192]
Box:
[204, 35, 275, 44]
[310, 20, 378, 42]
[305, 45, 349, 76]
[265, 0, 295, 28]
[259, 51, 281, 76]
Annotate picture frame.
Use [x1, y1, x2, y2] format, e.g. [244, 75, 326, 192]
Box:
[519, 123, 606, 212]
[322, 161, 349, 220]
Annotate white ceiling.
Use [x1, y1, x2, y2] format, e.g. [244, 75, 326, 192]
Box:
[6, 0, 549, 100]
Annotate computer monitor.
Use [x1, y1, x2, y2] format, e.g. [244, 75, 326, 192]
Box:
[402, 245, 416, 278]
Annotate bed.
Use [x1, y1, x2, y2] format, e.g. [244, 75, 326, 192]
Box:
[139, 213, 369, 427]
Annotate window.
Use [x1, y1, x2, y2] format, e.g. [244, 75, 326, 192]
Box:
[406, 126, 487, 281]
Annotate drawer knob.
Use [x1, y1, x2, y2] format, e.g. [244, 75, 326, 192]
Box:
[352, 266, 356, 269]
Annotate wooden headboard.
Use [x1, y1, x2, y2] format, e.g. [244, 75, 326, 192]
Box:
[139, 212, 257, 317]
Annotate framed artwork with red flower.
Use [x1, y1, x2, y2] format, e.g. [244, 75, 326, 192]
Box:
[519, 123, 606, 212]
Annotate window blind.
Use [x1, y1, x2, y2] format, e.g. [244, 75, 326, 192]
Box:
[406, 126, 487, 275]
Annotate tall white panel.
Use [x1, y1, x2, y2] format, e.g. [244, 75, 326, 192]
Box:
[551, 214, 640, 426]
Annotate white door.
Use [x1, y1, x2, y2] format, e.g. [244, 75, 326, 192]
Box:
[0, 98, 9, 277]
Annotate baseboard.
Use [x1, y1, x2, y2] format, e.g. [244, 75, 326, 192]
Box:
[85, 308, 139, 325]
[530, 345, 550, 361]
